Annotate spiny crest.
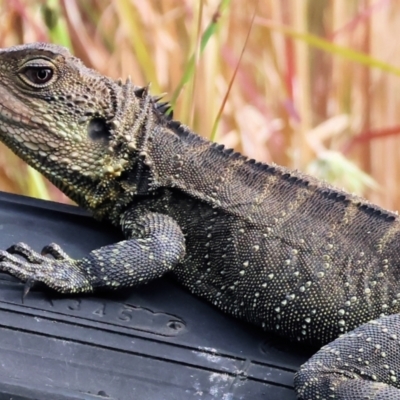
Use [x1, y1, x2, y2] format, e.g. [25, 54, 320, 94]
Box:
[163, 116, 397, 222]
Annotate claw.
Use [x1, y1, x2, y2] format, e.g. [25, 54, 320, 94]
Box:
[22, 278, 35, 303]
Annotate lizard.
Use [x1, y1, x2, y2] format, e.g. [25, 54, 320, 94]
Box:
[0, 42, 399, 400]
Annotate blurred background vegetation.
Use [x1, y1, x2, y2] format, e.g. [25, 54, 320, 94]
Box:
[0, 0, 400, 210]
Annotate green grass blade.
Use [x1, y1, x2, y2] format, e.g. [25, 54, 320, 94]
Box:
[41, 0, 72, 48]
[115, 0, 161, 92]
[169, 0, 231, 109]
[259, 19, 400, 76]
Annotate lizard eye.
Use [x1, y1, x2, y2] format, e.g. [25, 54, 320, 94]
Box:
[17, 60, 57, 88]
[23, 67, 53, 85]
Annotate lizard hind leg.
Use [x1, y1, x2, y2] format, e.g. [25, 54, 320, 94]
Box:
[294, 313, 400, 399]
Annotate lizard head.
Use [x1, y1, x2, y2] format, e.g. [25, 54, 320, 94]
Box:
[0, 42, 150, 217]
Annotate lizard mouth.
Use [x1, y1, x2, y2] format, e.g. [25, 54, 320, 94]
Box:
[0, 100, 20, 125]
[0, 102, 30, 149]
[0, 85, 37, 130]
[0, 86, 60, 157]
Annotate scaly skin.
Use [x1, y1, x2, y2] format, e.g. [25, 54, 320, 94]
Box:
[0, 43, 400, 399]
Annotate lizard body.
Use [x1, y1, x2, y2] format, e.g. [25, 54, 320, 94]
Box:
[0, 43, 399, 399]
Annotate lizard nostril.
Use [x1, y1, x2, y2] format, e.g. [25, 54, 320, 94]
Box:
[87, 117, 111, 144]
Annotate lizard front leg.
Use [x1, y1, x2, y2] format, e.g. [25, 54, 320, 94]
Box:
[0, 211, 185, 294]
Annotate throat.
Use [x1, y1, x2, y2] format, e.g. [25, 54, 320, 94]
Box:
[44, 169, 119, 219]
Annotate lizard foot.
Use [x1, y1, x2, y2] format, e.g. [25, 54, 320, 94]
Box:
[0, 242, 93, 294]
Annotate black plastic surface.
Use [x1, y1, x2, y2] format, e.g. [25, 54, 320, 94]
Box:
[0, 191, 316, 400]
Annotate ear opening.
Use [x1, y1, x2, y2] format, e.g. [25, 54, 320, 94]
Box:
[87, 117, 111, 144]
